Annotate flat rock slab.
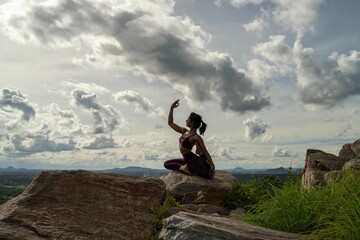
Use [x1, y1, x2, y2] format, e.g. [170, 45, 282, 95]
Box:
[159, 212, 303, 240]
[161, 170, 238, 205]
[0, 170, 165, 240]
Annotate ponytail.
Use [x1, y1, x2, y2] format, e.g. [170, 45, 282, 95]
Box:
[189, 112, 207, 135]
[199, 121, 207, 135]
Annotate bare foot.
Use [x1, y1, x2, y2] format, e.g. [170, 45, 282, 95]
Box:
[179, 164, 192, 176]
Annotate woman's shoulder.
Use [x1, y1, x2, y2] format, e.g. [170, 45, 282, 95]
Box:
[193, 133, 203, 141]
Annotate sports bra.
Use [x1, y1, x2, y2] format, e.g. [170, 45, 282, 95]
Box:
[179, 134, 196, 150]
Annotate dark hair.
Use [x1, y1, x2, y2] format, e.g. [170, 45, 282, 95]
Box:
[189, 112, 207, 135]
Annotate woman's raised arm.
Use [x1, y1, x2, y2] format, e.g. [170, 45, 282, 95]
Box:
[168, 100, 185, 134]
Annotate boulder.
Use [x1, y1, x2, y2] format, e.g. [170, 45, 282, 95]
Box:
[161, 170, 237, 205]
[0, 170, 165, 240]
[339, 139, 360, 161]
[168, 204, 230, 217]
[301, 149, 346, 189]
[342, 158, 360, 171]
[159, 211, 303, 240]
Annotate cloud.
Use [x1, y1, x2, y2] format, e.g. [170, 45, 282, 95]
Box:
[253, 36, 360, 109]
[253, 35, 292, 63]
[242, 18, 267, 34]
[220, 0, 323, 38]
[293, 44, 360, 109]
[330, 123, 352, 139]
[216, 0, 264, 7]
[4, 133, 77, 154]
[71, 89, 126, 133]
[81, 135, 116, 149]
[144, 140, 167, 147]
[62, 81, 111, 95]
[211, 147, 245, 161]
[0, 87, 128, 155]
[272, 145, 297, 157]
[243, 115, 269, 141]
[113, 90, 166, 118]
[272, 0, 323, 39]
[0, 0, 270, 114]
[0, 88, 35, 121]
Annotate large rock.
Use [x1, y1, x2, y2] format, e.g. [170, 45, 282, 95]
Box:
[159, 212, 303, 240]
[161, 170, 237, 205]
[0, 170, 165, 240]
[339, 139, 360, 161]
[301, 149, 346, 189]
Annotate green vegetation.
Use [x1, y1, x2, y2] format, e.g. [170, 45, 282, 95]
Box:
[0, 172, 38, 205]
[145, 194, 182, 240]
[226, 170, 360, 240]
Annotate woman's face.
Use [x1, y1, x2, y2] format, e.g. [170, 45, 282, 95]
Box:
[186, 118, 192, 128]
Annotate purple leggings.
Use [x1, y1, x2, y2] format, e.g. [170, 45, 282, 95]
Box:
[164, 152, 212, 179]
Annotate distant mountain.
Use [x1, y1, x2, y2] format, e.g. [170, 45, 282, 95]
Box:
[0, 166, 34, 172]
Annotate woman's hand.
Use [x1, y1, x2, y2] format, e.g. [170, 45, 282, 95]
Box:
[170, 99, 180, 109]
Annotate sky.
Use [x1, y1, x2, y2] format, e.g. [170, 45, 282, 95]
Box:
[0, 0, 359, 170]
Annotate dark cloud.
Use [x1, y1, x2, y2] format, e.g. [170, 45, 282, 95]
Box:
[1, 0, 270, 114]
[294, 44, 360, 108]
[254, 36, 360, 109]
[0, 88, 35, 121]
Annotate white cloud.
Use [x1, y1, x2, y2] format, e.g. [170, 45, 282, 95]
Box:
[221, 0, 323, 38]
[243, 115, 269, 141]
[0, 0, 270, 114]
[0, 88, 35, 121]
[253, 36, 360, 109]
[113, 90, 166, 118]
[272, 0, 323, 39]
[71, 89, 126, 133]
[62, 81, 111, 95]
[217, 0, 264, 7]
[242, 18, 267, 34]
[245, 58, 292, 83]
[272, 145, 297, 157]
[253, 35, 292, 63]
[211, 147, 245, 161]
[144, 140, 167, 147]
[293, 44, 360, 109]
[81, 135, 116, 149]
[330, 123, 352, 139]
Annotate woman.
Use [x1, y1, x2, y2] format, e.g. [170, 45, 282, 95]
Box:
[164, 99, 215, 178]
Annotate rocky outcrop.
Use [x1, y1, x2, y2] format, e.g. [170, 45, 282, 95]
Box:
[159, 211, 303, 240]
[161, 170, 237, 205]
[339, 139, 360, 161]
[301, 139, 360, 189]
[0, 170, 165, 240]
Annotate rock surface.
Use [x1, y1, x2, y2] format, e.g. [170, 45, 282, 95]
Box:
[0, 170, 165, 240]
[339, 139, 360, 161]
[301, 139, 360, 188]
[159, 212, 303, 240]
[301, 149, 346, 189]
[161, 170, 237, 205]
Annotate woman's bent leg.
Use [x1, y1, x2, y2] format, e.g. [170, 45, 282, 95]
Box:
[164, 158, 186, 171]
[183, 153, 212, 179]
